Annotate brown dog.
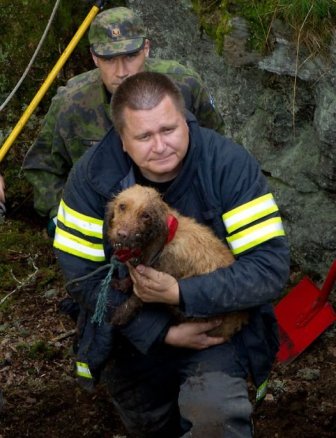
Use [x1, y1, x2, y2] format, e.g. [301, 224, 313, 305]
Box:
[106, 184, 248, 340]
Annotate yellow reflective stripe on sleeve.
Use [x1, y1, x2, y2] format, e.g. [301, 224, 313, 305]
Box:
[57, 199, 103, 238]
[76, 362, 92, 379]
[54, 227, 105, 262]
[222, 194, 279, 234]
[226, 217, 285, 255]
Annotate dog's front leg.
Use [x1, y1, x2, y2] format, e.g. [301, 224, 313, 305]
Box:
[111, 294, 143, 326]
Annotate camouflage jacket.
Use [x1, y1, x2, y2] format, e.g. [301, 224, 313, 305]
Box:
[23, 58, 224, 219]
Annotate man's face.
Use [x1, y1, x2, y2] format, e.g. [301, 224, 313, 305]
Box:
[120, 96, 189, 183]
[92, 40, 149, 93]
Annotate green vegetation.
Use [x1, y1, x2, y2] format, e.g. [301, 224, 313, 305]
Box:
[0, 0, 96, 109]
[0, 219, 56, 294]
[191, 0, 336, 54]
[16, 340, 60, 360]
[27, 340, 60, 360]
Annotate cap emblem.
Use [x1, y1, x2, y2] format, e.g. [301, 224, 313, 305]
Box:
[112, 27, 121, 37]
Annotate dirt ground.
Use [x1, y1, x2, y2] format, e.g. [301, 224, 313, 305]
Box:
[0, 207, 335, 438]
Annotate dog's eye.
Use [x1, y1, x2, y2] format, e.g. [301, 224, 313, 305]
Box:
[118, 203, 126, 211]
[141, 212, 150, 221]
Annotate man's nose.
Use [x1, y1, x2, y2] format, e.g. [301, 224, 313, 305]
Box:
[152, 134, 165, 152]
[115, 58, 128, 79]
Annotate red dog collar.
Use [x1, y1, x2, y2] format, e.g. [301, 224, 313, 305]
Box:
[166, 214, 178, 243]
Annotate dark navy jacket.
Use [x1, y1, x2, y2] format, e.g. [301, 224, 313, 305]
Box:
[54, 112, 290, 388]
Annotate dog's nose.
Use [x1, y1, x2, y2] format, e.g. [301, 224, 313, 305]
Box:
[117, 229, 128, 240]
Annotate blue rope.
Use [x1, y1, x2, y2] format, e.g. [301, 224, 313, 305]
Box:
[91, 257, 121, 325]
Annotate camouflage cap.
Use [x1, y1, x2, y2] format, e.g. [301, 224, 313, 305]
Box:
[89, 7, 146, 58]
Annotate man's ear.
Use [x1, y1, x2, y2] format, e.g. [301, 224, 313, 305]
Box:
[144, 39, 150, 58]
[91, 49, 99, 67]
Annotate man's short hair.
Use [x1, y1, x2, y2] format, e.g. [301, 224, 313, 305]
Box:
[111, 72, 186, 134]
[89, 7, 146, 58]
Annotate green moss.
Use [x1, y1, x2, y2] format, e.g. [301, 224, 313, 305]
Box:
[0, 219, 55, 291]
[191, 0, 336, 54]
[35, 267, 58, 291]
[28, 340, 59, 360]
[17, 340, 60, 360]
[0, 296, 12, 313]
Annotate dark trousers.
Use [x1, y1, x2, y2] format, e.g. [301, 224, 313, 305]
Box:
[102, 337, 253, 438]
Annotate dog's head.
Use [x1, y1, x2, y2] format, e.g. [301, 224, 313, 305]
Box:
[106, 185, 170, 264]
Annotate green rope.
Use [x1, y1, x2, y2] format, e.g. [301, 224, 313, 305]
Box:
[91, 257, 122, 325]
[65, 263, 113, 289]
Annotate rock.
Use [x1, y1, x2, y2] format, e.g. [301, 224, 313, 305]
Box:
[258, 38, 326, 81]
[223, 17, 261, 67]
[296, 368, 320, 381]
[264, 393, 275, 402]
[43, 288, 59, 299]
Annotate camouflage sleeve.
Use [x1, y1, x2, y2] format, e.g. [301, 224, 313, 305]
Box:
[192, 78, 225, 134]
[147, 59, 225, 134]
[23, 95, 71, 219]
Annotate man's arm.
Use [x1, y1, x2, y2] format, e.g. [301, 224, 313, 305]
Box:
[176, 133, 290, 317]
[181, 71, 225, 134]
[193, 80, 225, 134]
[126, 237, 289, 317]
[23, 96, 70, 219]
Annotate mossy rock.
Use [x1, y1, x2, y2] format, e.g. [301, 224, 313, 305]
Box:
[191, 0, 336, 54]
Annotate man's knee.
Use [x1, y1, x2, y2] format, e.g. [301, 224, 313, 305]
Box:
[113, 401, 180, 437]
[111, 390, 186, 438]
[179, 372, 253, 437]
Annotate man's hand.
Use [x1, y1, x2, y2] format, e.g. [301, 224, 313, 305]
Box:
[127, 263, 179, 305]
[47, 217, 57, 238]
[165, 320, 225, 350]
[127, 264, 226, 349]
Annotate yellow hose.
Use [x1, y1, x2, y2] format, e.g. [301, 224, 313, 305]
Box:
[0, 4, 100, 163]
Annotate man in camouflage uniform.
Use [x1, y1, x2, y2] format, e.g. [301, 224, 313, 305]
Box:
[23, 7, 224, 234]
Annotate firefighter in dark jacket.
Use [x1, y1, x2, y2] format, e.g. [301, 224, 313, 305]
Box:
[54, 72, 290, 437]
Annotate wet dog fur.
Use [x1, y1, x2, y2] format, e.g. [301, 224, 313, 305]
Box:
[106, 184, 248, 340]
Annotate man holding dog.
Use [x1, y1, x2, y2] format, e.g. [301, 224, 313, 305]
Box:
[22, 7, 224, 237]
[54, 71, 290, 437]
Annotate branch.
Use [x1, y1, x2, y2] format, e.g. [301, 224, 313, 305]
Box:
[50, 329, 76, 343]
[0, 256, 39, 305]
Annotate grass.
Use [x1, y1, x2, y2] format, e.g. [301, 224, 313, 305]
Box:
[191, 0, 336, 55]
